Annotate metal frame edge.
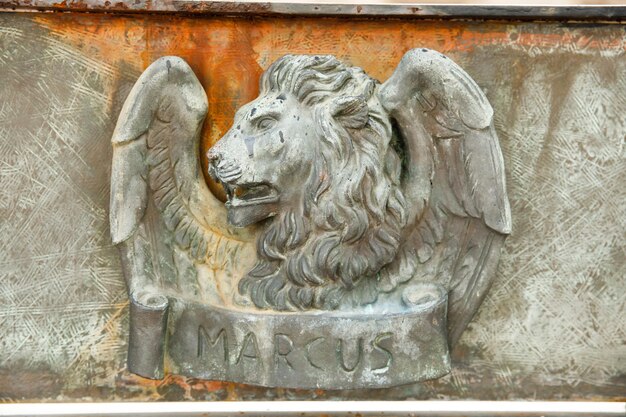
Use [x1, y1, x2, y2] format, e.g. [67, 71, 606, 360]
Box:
[0, 1, 625, 20]
[0, 401, 625, 416]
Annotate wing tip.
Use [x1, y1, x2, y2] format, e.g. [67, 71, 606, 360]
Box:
[109, 215, 135, 245]
[112, 56, 207, 145]
[486, 219, 512, 235]
[485, 201, 512, 235]
[109, 189, 145, 245]
[386, 48, 494, 130]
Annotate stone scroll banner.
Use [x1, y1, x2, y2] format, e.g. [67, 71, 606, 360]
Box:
[128, 283, 450, 389]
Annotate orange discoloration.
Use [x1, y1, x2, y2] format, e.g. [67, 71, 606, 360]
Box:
[31, 13, 623, 203]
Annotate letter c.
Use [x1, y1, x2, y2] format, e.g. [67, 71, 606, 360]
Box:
[305, 337, 325, 370]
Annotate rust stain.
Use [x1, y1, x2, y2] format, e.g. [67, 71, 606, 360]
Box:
[29, 11, 625, 225]
[173, 1, 273, 14]
[0, 366, 63, 399]
[49, 0, 131, 11]
[30, 13, 624, 203]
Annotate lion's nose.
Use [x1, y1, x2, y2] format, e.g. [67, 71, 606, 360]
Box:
[207, 148, 222, 181]
[207, 148, 221, 164]
[207, 148, 242, 183]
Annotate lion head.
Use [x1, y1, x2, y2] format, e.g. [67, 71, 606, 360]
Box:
[208, 55, 407, 311]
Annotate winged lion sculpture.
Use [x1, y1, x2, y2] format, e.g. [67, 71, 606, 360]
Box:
[110, 49, 511, 387]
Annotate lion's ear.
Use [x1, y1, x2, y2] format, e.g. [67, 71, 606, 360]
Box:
[330, 96, 369, 129]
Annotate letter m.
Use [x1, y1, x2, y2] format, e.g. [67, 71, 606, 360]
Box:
[197, 325, 228, 362]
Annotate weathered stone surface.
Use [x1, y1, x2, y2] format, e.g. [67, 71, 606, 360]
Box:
[167, 283, 450, 389]
[109, 47, 509, 388]
[0, 12, 624, 400]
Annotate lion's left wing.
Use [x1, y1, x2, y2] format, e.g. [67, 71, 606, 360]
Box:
[378, 48, 511, 346]
[110, 56, 253, 304]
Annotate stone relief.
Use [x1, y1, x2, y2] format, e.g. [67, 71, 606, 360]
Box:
[109, 49, 511, 389]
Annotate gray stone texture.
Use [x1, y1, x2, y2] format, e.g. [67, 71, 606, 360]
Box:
[0, 13, 624, 400]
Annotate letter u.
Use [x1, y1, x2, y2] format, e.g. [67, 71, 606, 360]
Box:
[336, 338, 363, 372]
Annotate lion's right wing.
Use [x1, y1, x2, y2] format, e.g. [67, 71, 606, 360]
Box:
[378, 49, 511, 346]
[110, 56, 252, 299]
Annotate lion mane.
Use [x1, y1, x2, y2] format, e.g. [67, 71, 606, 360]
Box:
[239, 55, 409, 311]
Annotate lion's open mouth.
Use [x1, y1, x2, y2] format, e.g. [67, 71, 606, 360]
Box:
[222, 182, 279, 208]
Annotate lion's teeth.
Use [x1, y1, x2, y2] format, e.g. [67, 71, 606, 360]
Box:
[223, 183, 234, 200]
[218, 168, 242, 183]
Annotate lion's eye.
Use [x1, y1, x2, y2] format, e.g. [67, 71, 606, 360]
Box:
[256, 117, 277, 131]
